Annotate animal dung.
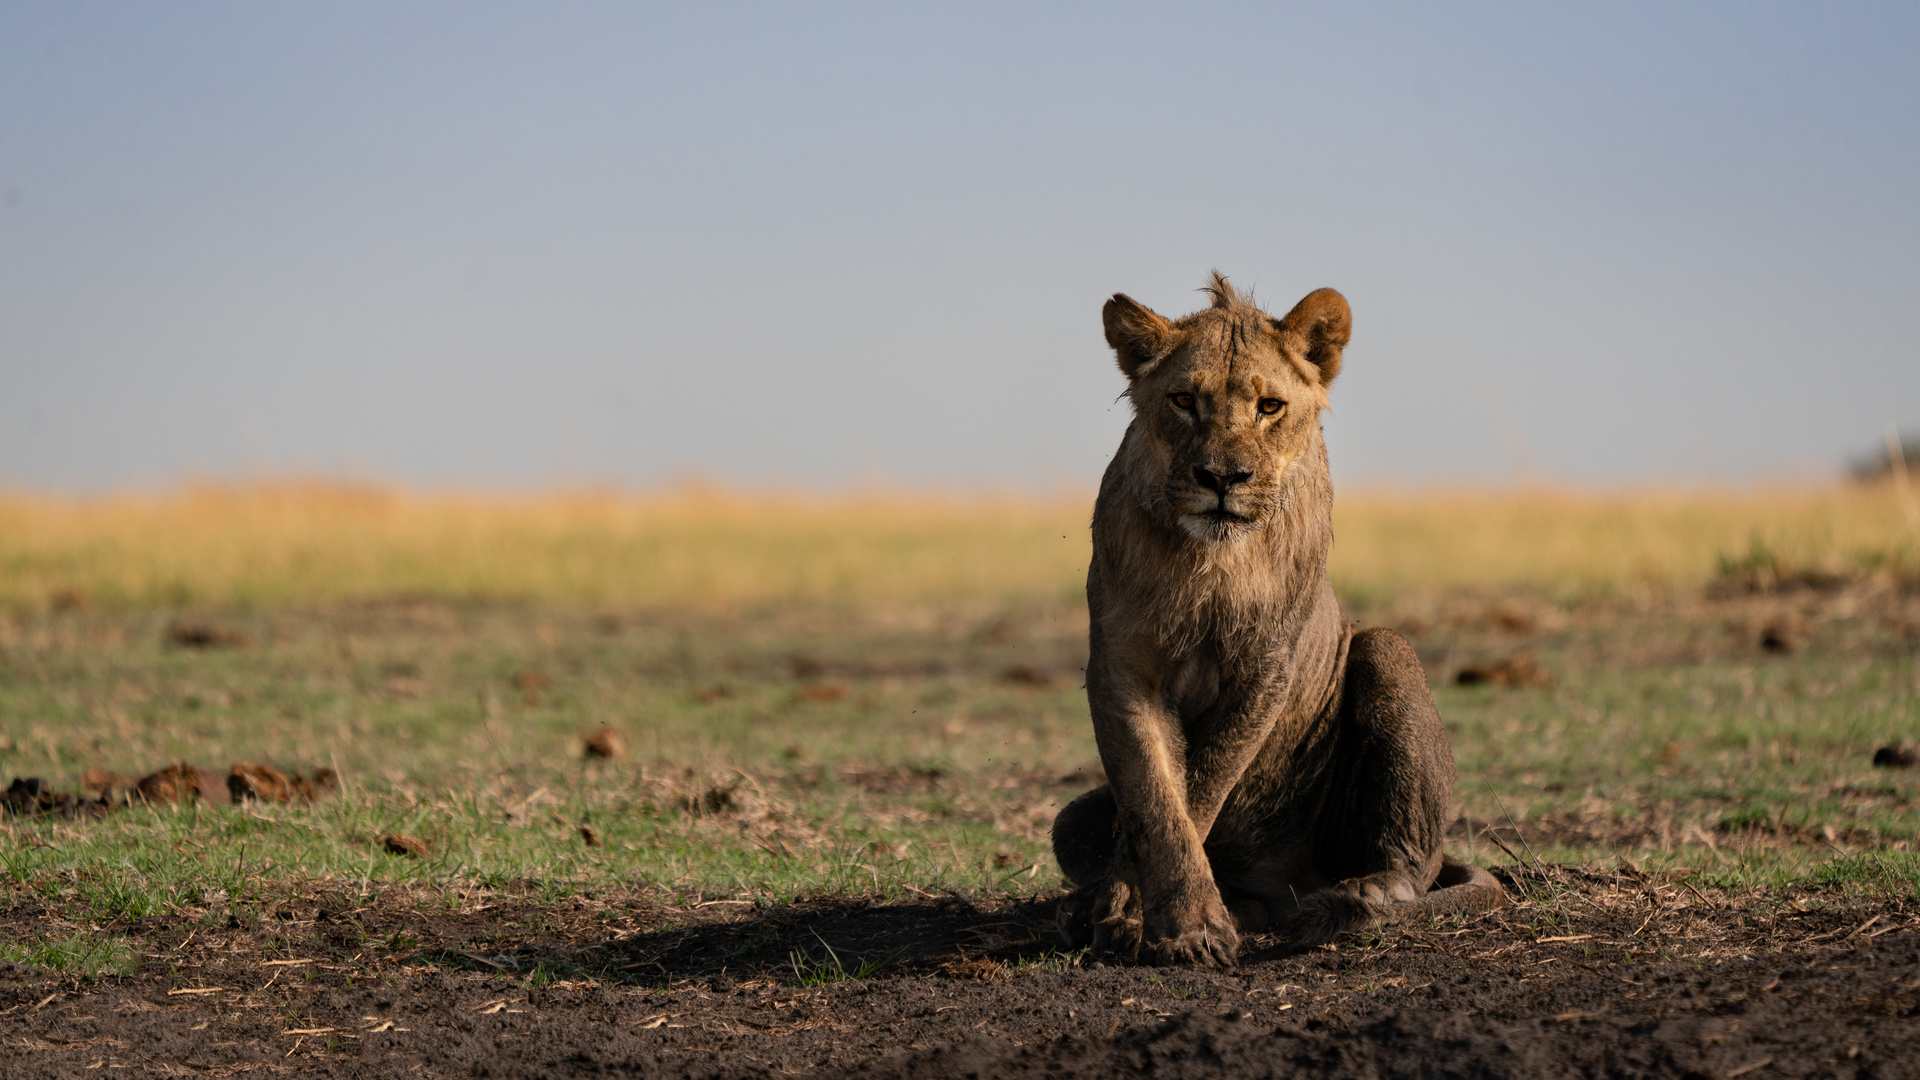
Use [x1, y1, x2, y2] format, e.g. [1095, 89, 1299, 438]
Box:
[227, 763, 293, 802]
[1759, 623, 1797, 654]
[81, 766, 138, 801]
[49, 587, 90, 612]
[797, 682, 849, 703]
[1872, 744, 1918, 768]
[1455, 652, 1552, 688]
[381, 834, 430, 858]
[228, 763, 340, 803]
[18, 761, 340, 817]
[165, 620, 251, 649]
[135, 763, 229, 805]
[3, 777, 111, 820]
[582, 729, 626, 759]
[1001, 663, 1057, 688]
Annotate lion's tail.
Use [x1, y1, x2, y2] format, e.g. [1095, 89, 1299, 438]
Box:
[1284, 858, 1506, 950]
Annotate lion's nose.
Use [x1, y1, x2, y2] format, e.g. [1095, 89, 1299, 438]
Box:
[1191, 465, 1252, 496]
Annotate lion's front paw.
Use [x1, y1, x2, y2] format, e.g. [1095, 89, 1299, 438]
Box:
[1055, 880, 1100, 948]
[1142, 890, 1239, 969]
[1083, 877, 1144, 961]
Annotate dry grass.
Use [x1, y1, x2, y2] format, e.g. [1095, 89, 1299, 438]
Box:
[0, 483, 1088, 612]
[1330, 483, 1918, 601]
[1, 480, 1915, 613]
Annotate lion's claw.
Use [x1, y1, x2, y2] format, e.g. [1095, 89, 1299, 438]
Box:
[1065, 874, 1238, 967]
[1140, 889, 1240, 968]
[1143, 926, 1237, 969]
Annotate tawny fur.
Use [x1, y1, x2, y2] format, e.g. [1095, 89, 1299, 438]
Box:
[1054, 274, 1503, 968]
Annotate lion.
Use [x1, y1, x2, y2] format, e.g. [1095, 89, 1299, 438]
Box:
[1052, 273, 1505, 968]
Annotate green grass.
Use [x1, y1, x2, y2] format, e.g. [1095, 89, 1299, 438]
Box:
[0, 931, 137, 977]
[1, 581, 1917, 946]
[787, 931, 900, 986]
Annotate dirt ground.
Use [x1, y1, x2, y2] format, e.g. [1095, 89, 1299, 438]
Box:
[3, 865, 1916, 1079]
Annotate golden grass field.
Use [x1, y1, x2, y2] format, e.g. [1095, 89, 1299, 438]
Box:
[2, 480, 1915, 611]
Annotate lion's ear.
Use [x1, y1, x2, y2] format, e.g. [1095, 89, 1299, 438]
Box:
[1103, 294, 1174, 381]
[1273, 288, 1351, 387]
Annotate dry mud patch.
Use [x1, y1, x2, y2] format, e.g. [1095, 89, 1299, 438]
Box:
[3, 868, 1919, 1078]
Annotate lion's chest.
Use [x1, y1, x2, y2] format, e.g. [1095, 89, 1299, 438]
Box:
[1162, 644, 1225, 722]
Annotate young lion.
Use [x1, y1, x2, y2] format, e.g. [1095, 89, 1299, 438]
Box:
[1053, 273, 1504, 968]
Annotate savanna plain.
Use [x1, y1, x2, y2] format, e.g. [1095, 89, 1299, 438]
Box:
[3, 483, 1920, 1079]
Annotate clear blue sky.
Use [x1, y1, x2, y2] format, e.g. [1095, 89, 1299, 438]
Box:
[3, 2, 1916, 490]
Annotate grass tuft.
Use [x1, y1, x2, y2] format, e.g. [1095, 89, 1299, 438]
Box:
[0, 931, 137, 977]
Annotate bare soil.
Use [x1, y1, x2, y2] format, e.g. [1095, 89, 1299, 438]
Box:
[4, 868, 1917, 1078]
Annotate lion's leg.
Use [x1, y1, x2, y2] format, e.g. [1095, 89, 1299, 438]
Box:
[1049, 786, 1145, 952]
[1051, 785, 1119, 887]
[1282, 628, 1503, 949]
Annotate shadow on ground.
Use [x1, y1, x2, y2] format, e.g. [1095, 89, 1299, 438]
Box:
[3, 865, 1919, 1077]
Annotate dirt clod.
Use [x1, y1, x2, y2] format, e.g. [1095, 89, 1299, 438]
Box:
[1872, 743, 1919, 768]
[583, 729, 626, 759]
[798, 682, 850, 702]
[2, 777, 110, 819]
[227, 762, 338, 803]
[687, 782, 743, 816]
[165, 620, 250, 648]
[1760, 622, 1798, 653]
[1455, 651, 1551, 687]
[135, 763, 229, 805]
[80, 766, 137, 800]
[227, 762, 294, 802]
[1001, 663, 1057, 688]
[49, 587, 89, 612]
[381, 833, 430, 858]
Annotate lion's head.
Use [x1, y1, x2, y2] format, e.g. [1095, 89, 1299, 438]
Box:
[1102, 273, 1350, 544]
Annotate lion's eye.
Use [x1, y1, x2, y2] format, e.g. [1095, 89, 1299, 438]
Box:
[1258, 398, 1285, 416]
[1170, 393, 1196, 411]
